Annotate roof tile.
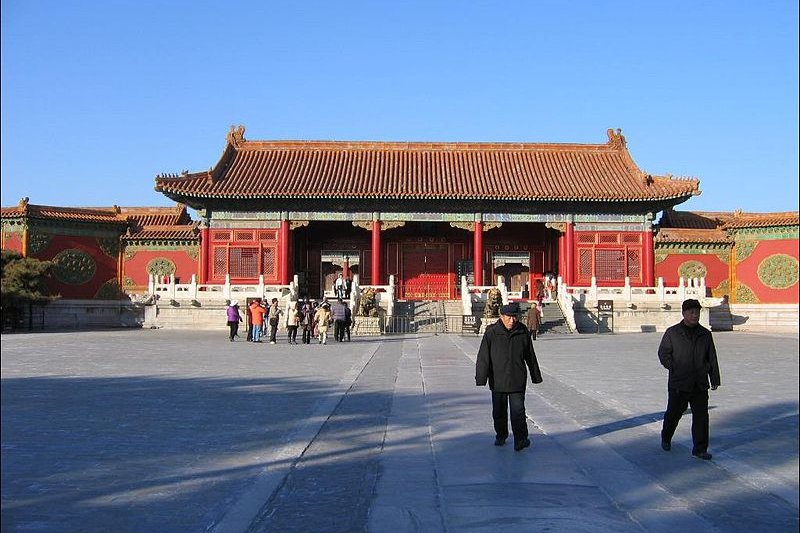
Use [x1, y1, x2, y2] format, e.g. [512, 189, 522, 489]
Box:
[155, 130, 700, 203]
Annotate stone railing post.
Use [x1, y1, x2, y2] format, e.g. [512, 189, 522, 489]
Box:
[497, 276, 509, 305]
[168, 275, 176, 299]
[147, 273, 155, 295]
[589, 276, 598, 301]
[462, 275, 471, 315]
[350, 274, 360, 311]
[189, 274, 198, 300]
[678, 277, 686, 301]
[557, 283, 577, 332]
[623, 277, 632, 301]
[258, 275, 265, 298]
[387, 275, 395, 316]
[224, 274, 231, 300]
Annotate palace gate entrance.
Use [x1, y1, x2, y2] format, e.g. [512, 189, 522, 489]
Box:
[400, 242, 453, 300]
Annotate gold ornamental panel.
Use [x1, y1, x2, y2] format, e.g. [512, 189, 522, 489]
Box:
[757, 254, 798, 289]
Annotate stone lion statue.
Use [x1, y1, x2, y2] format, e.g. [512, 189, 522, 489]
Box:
[483, 287, 502, 318]
[357, 287, 380, 317]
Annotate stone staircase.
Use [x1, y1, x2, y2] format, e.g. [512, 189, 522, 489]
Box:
[409, 301, 446, 333]
[391, 300, 465, 333]
[520, 301, 573, 335]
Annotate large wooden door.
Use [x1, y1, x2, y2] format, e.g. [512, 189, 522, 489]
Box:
[401, 243, 452, 299]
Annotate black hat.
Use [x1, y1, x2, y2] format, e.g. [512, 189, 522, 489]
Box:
[681, 299, 701, 312]
[499, 302, 520, 315]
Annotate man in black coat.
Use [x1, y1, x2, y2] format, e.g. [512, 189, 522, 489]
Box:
[476, 302, 543, 451]
[658, 298, 721, 460]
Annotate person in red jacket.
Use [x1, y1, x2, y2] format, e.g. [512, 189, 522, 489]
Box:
[658, 298, 721, 460]
[249, 299, 267, 343]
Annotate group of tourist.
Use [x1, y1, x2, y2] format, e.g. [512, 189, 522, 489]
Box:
[333, 273, 353, 300]
[532, 274, 558, 304]
[226, 297, 354, 345]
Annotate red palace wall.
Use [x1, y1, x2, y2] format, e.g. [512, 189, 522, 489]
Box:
[735, 239, 799, 304]
[32, 234, 118, 300]
[123, 249, 199, 291]
[2, 231, 24, 254]
[655, 253, 729, 296]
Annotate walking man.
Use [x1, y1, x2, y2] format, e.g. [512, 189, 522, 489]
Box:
[526, 302, 542, 341]
[658, 298, 721, 460]
[476, 302, 543, 451]
[267, 298, 283, 344]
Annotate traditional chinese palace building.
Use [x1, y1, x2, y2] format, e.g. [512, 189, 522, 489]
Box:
[150, 126, 699, 300]
[2, 127, 797, 305]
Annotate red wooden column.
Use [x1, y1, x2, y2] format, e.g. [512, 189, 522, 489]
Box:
[564, 222, 575, 285]
[558, 230, 566, 281]
[371, 220, 382, 285]
[279, 217, 290, 284]
[200, 224, 210, 283]
[473, 221, 484, 286]
[643, 225, 654, 286]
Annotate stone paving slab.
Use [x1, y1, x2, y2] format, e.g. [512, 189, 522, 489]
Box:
[1, 329, 798, 532]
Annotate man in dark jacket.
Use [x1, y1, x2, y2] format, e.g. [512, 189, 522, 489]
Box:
[476, 302, 543, 451]
[331, 298, 348, 342]
[658, 298, 721, 460]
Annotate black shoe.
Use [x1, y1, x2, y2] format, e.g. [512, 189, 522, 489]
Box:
[692, 451, 712, 460]
[514, 438, 531, 451]
[661, 440, 671, 451]
[494, 437, 507, 446]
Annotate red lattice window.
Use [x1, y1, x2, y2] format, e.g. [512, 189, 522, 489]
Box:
[622, 233, 641, 244]
[230, 247, 259, 278]
[213, 230, 232, 241]
[595, 249, 626, 281]
[579, 249, 593, 277]
[598, 233, 619, 244]
[235, 230, 255, 241]
[259, 231, 277, 241]
[261, 247, 277, 277]
[627, 249, 641, 280]
[213, 247, 227, 277]
[577, 233, 596, 244]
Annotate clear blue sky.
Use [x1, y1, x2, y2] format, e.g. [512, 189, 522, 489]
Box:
[2, 1, 798, 215]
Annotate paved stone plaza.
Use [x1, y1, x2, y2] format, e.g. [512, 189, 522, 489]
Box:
[2, 329, 798, 532]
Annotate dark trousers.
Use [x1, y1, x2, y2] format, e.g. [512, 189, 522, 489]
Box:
[269, 319, 279, 343]
[491, 391, 528, 442]
[661, 388, 709, 454]
[287, 326, 298, 343]
[302, 326, 312, 344]
[334, 320, 347, 342]
[228, 321, 239, 340]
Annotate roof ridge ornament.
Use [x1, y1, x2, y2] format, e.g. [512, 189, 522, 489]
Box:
[606, 128, 626, 149]
[226, 124, 246, 147]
